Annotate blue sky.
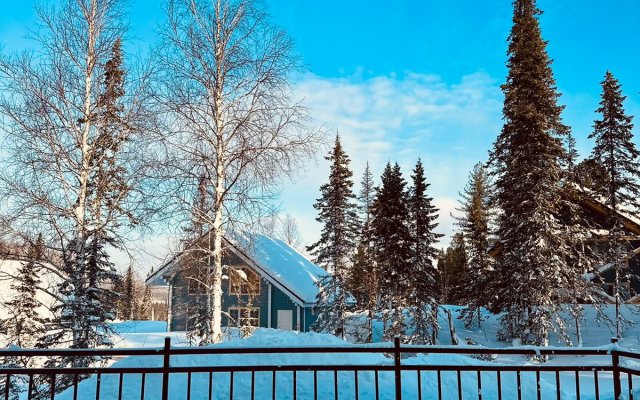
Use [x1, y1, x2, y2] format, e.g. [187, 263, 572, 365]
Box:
[2, 1, 640, 267]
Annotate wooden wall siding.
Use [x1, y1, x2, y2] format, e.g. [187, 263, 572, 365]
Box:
[596, 246, 640, 300]
[168, 248, 318, 332]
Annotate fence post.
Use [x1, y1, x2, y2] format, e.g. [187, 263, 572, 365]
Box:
[394, 337, 402, 400]
[162, 337, 171, 400]
[611, 337, 621, 400]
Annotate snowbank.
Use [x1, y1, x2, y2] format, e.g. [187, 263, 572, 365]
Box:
[57, 328, 639, 399]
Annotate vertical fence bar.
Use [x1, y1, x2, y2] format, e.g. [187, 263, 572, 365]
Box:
[477, 370, 482, 400]
[74, 373, 79, 400]
[161, 337, 171, 400]
[575, 371, 581, 399]
[272, 370, 276, 400]
[186, 372, 192, 400]
[555, 370, 560, 400]
[4, 374, 9, 400]
[27, 374, 33, 399]
[394, 337, 402, 400]
[628, 372, 633, 400]
[292, 370, 296, 400]
[437, 370, 442, 400]
[355, 370, 359, 400]
[593, 370, 599, 400]
[334, 370, 338, 400]
[536, 370, 541, 400]
[375, 370, 379, 400]
[140, 373, 146, 400]
[251, 371, 255, 400]
[229, 371, 234, 400]
[612, 338, 622, 400]
[95, 372, 101, 400]
[313, 370, 317, 400]
[497, 371, 502, 400]
[209, 372, 213, 400]
[517, 370, 522, 400]
[417, 371, 422, 400]
[457, 371, 462, 400]
[118, 373, 124, 400]
[50, 374, 56, 400]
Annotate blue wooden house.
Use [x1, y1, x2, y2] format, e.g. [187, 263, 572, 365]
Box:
[146, 233, 327, 332]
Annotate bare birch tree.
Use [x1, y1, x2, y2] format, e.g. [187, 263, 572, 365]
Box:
[0, 0, 154, 363]
[278, 214, 303, 250]
[156, 0, 323, 344]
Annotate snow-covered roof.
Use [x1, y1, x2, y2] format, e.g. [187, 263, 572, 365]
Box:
[146, 232, 328, 306]
[230, 233, 328, 305]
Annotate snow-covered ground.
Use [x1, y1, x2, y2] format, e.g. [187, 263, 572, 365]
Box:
[56, 328, 638, 400]
[50, 306, 640, 399]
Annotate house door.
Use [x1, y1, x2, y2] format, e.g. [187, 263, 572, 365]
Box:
[277, 310, 293, 330]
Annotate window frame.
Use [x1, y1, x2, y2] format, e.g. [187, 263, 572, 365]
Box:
[227, 306, 260, 327]
[228, 266, 261, 296]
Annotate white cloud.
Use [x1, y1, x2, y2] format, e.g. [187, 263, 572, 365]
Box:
[283, 71, 503, 248]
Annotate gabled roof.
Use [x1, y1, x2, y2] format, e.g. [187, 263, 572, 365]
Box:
[145, 232, 328, 307]
[230, 233, 328, 305]
[488, 185, 640, 258]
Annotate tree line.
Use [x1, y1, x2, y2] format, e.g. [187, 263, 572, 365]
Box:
[309, 0, 640, 348]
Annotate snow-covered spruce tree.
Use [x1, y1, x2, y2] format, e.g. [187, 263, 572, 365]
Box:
[157, 0, 321, 344]
[454, 163, 493, 328]
[347, 162, 378, 342]
[436, 236, 467, 309]
[589, 71, 640, 338]
[406, 159, 442, 344]
[308, 135, 359, 338]
[118, 265, 136, 320]
[138, 285, 152, 320]
[1, 235, 47, 352]
[371, 163, 412, 341]
[0, 237, 47, 400]
[487, 0, 583, 346]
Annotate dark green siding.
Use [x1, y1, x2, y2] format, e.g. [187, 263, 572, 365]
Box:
[168, 249, 315, 332]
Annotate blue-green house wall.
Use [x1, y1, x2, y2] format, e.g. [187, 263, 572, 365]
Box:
[167, 249, 318, 332]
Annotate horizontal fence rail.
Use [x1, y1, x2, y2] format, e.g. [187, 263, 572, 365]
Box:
[0, 337, 639, 399]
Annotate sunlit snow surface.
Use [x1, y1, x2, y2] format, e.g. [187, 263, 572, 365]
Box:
[230, 233, 328, 304]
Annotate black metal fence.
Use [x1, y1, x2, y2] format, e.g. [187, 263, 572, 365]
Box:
[0, 337, 639, 399]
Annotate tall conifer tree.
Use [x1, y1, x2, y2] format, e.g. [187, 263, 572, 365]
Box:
[371, 162, 412, 341]
[1, 235, 47, 350]
[488, 0, 579, 345]
[406, 159, 442, 344]
[118, 265, 136, 320]
[589, 71, 640, 338]
[455, 163, 492, 327]
[347, 163, 378, 341]
[308, 134, 359, 337]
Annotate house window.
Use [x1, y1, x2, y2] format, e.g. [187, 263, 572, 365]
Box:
[187, 277, 207, 295]
[228, 307, 260, 327]
[229, 266, 260, 295]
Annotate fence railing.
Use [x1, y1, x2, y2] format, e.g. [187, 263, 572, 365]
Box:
[0, 337, 639, 399]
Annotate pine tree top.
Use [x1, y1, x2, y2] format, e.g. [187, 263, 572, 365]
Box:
[589, 71, 640, 212]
